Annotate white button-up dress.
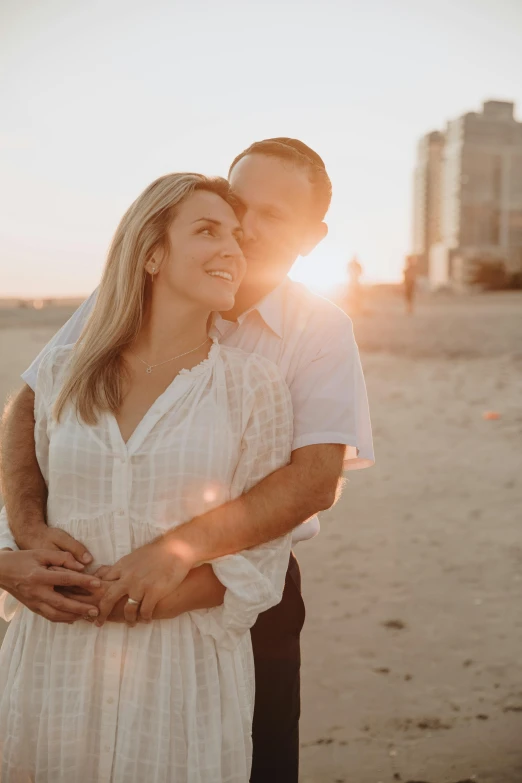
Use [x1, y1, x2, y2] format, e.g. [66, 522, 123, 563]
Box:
[0, 340, 293, 783]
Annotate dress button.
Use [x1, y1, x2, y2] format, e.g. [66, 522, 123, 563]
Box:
[116, 509, 125, 516]
[107, 697, 114, 704]
[104, 745, 111, 753]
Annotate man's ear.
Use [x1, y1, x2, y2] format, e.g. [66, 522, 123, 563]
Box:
[299, 221, 328, 257]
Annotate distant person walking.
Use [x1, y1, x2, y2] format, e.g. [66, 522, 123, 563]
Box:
[403, 255, 418, 314]
[346, 255, 364, 314]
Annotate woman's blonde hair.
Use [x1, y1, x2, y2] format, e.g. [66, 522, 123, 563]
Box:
[54, 172, 236, 425]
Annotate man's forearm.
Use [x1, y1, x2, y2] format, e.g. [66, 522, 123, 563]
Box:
[0, 386, 48, 544]
[166, 466, 320, 567]
[165, 446, 342, 567]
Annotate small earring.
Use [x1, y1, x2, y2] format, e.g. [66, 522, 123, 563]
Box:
[151, 266, 156, 281]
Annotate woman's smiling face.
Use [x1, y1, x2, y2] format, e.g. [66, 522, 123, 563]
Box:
[152, 189, 246, 312]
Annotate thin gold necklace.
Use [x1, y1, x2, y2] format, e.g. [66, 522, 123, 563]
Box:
[129, 337, 210, 374]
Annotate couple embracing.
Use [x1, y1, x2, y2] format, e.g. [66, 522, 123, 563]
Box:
[0, 137, 373, 782]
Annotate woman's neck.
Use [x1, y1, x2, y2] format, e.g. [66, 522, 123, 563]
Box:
[133, 291, 210, 364]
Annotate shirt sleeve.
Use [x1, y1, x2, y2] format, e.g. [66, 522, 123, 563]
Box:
[21, 289, 98, 391]
[289, 314, 374, 471]
[191, 355, 294, 650]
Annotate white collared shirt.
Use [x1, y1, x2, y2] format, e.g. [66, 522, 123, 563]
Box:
[22, 277, 374, 544]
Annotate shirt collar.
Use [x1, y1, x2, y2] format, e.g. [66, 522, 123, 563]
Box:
[212, 278, 288, 340]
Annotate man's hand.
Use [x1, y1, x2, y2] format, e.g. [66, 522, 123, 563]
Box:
[0, 549, 102, 623]
[56, 584, 129, 624]
[95, 537, 194, 626]
[16, 526, 93, 567]
[55, 565, 129, 625]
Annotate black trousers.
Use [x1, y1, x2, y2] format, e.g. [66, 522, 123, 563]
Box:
[249, 553, 305, 783]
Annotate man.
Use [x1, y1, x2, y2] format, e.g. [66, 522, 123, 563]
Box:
[403, 254, 418, 315]
[347, 254, 364, 314]
[0, 137, 374, 781]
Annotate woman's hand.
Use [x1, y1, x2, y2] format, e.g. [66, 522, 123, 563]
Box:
[94, 536, 194, 626]
[60, 563, 226, 625]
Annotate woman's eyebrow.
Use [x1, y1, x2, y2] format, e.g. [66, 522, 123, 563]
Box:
[191, 217, 221, 225]
[192, 216, 243, 235]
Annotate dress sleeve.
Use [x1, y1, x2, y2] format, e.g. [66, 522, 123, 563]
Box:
[0, 504, 21, 620]
[21, 289, 97, 391]
[0, 505, 18, 552]
[0, 347, 60, 622]
[192, 355, 294, 650]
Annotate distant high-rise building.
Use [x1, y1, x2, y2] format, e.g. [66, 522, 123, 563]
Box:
[412, 130, 444, 277]
[412, 100, 522, 286]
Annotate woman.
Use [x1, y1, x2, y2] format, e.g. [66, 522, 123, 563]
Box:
[0, 173, 293, 782]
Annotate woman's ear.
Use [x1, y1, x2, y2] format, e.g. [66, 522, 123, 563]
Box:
[299, 221, 328, 257]
[145, 246, 164, 275]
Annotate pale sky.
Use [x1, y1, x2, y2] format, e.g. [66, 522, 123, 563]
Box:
[1, 0, 521, 297]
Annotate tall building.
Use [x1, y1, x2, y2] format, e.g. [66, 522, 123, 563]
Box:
[412, 100, 522, 286]
[412, 130, 444, 277]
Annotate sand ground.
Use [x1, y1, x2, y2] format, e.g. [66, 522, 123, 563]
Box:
[1, 290, 521, 783]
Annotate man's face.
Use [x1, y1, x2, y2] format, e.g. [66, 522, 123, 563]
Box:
[228, 153, 324, 289]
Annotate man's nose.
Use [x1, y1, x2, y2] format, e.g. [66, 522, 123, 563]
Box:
[220, 237, 244, 260]
[240, 212, 257, 243]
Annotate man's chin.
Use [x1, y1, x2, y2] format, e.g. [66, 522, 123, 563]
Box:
[242, 269, 285, 287]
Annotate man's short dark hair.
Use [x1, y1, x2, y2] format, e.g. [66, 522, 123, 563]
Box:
[229, 137, 332, 221]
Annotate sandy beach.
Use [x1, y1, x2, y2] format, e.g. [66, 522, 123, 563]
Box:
[1, 289, 521, 783]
